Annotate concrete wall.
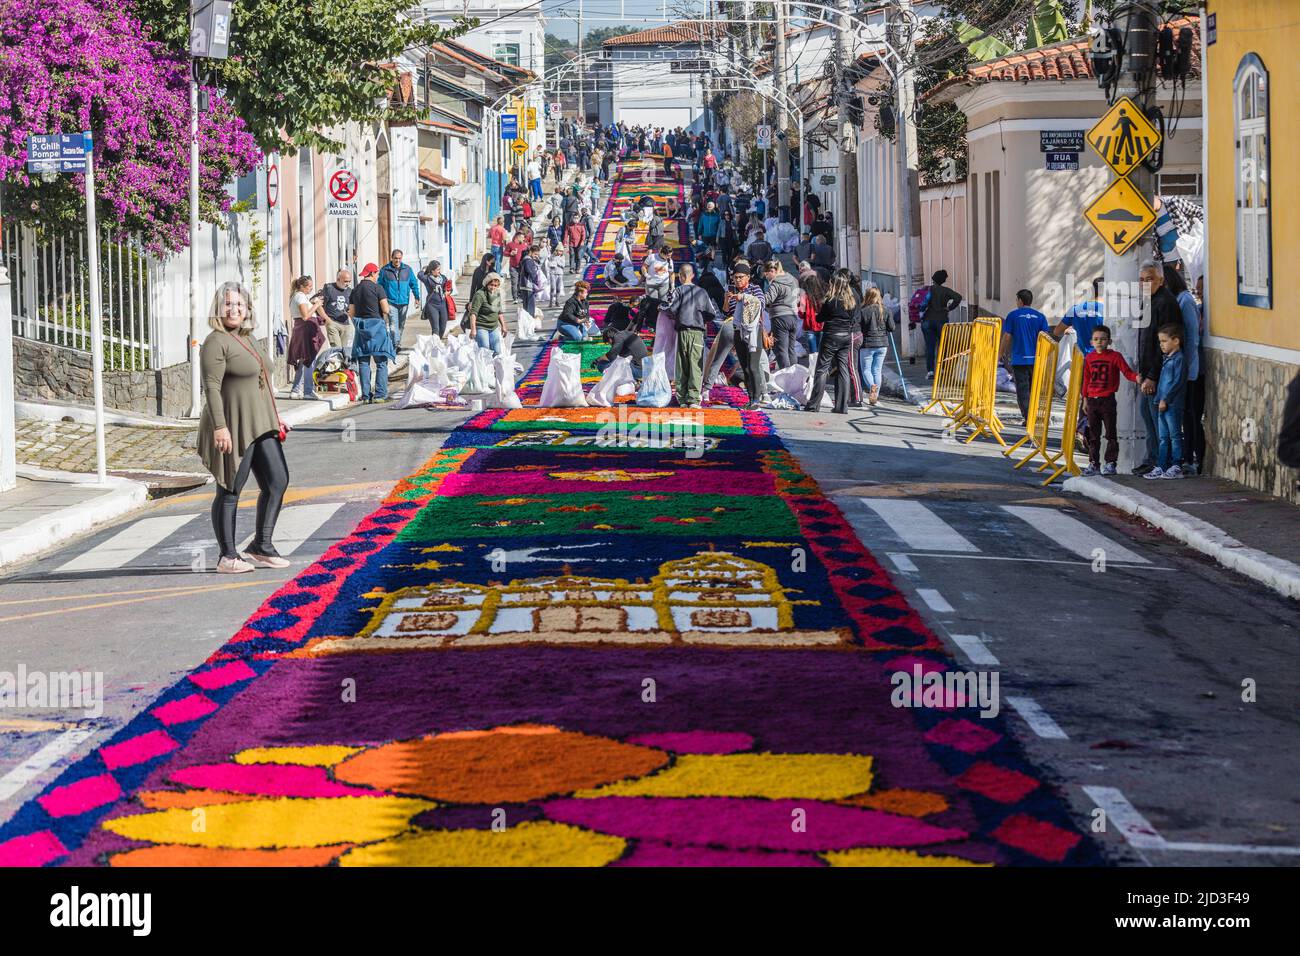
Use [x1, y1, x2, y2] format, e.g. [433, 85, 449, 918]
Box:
[13, 338, 192, 419]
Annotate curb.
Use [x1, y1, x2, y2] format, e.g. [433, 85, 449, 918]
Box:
[1063, 476, 1300, 601]
[0, 468, 149, 570]
[276, 391, 355, 428]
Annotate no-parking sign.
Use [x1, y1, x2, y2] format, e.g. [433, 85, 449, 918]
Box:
[327, 168, 359, 218]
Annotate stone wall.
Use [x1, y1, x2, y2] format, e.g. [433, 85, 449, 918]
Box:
[12, 337, 193, 419]
[1203, 346, 1300, 504]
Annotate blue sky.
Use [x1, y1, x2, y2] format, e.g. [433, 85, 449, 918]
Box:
[540, 0, 705, 43]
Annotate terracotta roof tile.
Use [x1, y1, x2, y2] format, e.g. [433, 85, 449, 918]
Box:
[926, 15, 1199, 103]
[419, 168, 457, 188]
[602, 21, 726, 47]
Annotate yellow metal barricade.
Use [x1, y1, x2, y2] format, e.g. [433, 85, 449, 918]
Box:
[1003, 332, 1059, 466]
[1041, 347, 1084, 485]
[921, 321, 973, 417]
[954, 317, 1006, 446]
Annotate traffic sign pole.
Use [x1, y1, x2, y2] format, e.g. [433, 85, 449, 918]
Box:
[83, 146, 108, 484]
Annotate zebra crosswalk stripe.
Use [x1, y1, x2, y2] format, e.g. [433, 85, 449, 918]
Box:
[57, 514, 198, 573]
[859, 498, 979, 552]
[238, 503, 344, 556]
[1001, 505, 1150, 565]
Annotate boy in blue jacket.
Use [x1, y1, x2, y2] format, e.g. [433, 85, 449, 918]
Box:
[1145, 323, 1187, 480]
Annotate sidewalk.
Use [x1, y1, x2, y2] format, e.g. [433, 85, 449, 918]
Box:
[1, 391, 355, 571]
[1064, 470, 1300, 600]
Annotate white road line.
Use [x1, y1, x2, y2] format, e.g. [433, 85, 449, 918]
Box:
[860, 499, 980, 552]
[949, 633, 1001, 666]
[887, 552, 918, 573]
[238, 503, 343, 556]
[57, 514, 198, 573]
[1007, 696, 1069, 739]
[1001, 505, 1150, 565]
[1082, 786, 1300, 855]
[0, 728, 95, 802]
[1082, 786, 1167, 849]
[897, 552, 1170, 569]
[915, 588, 954, 614]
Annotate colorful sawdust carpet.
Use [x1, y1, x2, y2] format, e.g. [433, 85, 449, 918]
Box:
[0, 160, 1101, 867]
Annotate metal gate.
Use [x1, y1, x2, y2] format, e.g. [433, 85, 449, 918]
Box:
[4, 222, 160, 371]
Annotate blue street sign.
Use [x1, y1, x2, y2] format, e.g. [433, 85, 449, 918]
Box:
[27, 132, 93, 174]
[1046, 151, 1079, 171]
[501, 114, 518, 140]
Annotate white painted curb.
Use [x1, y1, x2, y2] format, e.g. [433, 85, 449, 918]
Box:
[1063, 476, 1300, 601]
[276, 391, 354, 428]
[0, 469, 149, 570]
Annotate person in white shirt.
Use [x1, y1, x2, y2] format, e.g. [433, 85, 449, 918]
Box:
[643, 245, 674, 301]
[525, 158, 542, 201]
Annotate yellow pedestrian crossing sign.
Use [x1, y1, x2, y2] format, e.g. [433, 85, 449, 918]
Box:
[512, 139, 528, 156]
[525, 107, 537, 131]
[1083, 176, 1157, 255]
[1087, 96, 1160, 177]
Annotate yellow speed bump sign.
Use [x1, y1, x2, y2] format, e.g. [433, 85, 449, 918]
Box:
[512, 139, 528, 156]
[1087, 96, 1160, 177]
[1084, 177, 1157, 255]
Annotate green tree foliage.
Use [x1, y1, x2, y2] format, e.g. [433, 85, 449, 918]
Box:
[131, 0, 473, 154]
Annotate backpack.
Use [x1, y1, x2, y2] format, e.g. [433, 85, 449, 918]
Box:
[908, 286, 931, 327]
[799, 290, 822, 333]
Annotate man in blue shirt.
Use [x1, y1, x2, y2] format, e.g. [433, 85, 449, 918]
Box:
[1054, 277, 1105, 355]
[376, 249, 421, 352]
[1001, 289, 1050, 425]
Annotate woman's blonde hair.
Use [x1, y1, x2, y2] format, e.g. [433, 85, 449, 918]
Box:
[863, 286, 883, 308]
[207, 282, 256, 335]
[828, 273, 858, 311]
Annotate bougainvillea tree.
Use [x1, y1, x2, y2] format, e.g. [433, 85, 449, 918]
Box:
[0, 0, 262, 252]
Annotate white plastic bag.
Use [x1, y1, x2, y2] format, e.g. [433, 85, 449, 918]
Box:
[538, 346, 588, 407]
[587, 355, 636, 407]
[651, 315, 678, 381]
[516, 307, 539, 341]
[487, 352, 522, 409]
[770, 364, 812, 405]
[462, 346, 495, 394]
[636, 352, 672, 408]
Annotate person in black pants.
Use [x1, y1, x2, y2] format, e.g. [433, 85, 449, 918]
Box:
[804, 271, 862, 414]
[418, 260, 450, 338]
[762, 259, 801, 369]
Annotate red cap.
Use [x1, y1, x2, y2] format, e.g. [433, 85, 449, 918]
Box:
[360, 262, 379, 277]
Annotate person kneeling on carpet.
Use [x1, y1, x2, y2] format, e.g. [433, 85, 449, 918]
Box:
[596, 324, 648, 383]
[557, 281, 598, 342]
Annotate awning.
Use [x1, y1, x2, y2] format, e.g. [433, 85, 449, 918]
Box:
[419, 168, 457, 188]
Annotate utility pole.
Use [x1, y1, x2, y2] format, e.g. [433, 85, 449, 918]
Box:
[577, 1, 585, 124]
[774, 1, 791, 222]
[187, 58, 202, 418]
[1105, 1, 1160, 472]
[834, 0, 860, 273]
[892, 0, 923, 356]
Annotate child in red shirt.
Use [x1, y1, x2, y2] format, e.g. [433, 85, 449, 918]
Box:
[1081, 324, 1139, 475]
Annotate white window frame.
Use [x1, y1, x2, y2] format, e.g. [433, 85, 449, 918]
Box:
[1234, 53, 1272, 309]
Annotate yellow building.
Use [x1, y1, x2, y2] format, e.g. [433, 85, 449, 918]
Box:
[1203, 1, 1300, 501]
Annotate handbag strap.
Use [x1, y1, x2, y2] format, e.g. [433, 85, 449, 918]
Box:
[226, 331, 282, 426]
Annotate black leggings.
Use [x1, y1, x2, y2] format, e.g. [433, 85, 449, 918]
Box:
[211, 433, 290, 559]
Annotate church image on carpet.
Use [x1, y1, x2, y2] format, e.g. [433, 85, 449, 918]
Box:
[300, 551, 846, 654]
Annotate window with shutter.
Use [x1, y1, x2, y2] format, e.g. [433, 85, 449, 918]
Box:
[1234, 54, 1272, 309]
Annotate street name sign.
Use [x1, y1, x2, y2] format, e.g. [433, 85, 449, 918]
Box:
[26, 133, 91, 174]
[1083, 176, 1157, 255]
[1087, 96, 1160, 177]
[1046, 151, 1079, 171]
[326, 168, 359, 218]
